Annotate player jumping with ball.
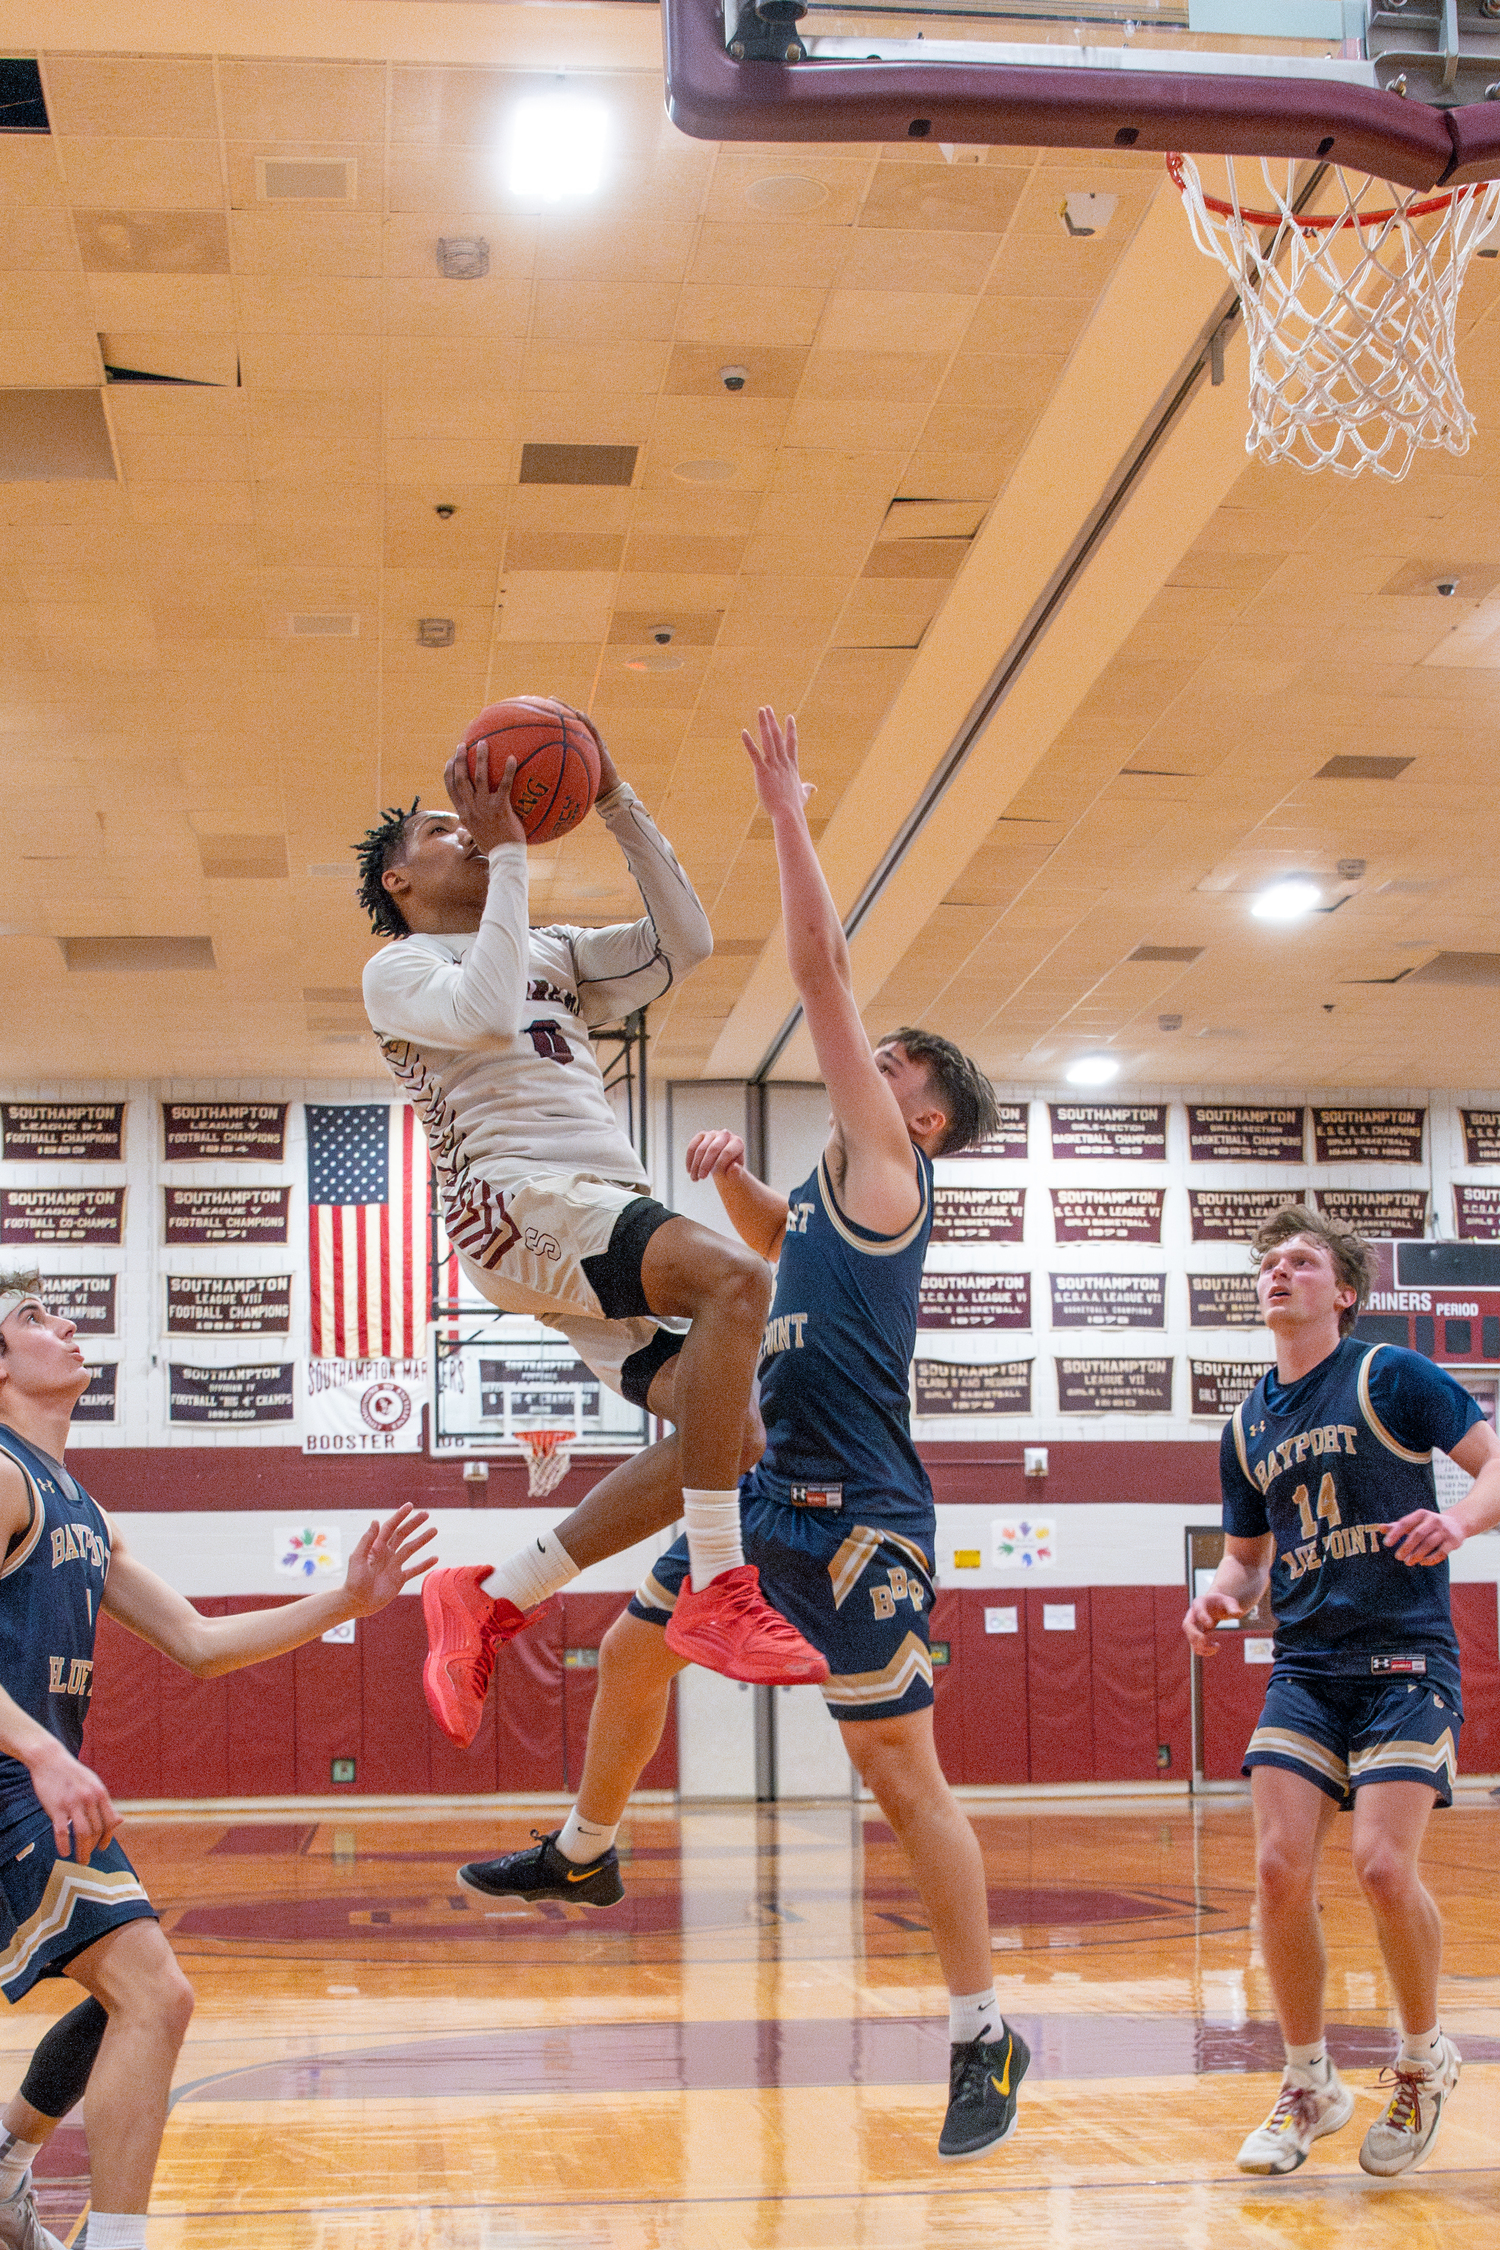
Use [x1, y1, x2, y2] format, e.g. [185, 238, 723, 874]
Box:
[357, 713, 826, 1747]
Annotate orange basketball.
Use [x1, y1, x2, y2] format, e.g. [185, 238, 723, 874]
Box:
[462, 697, 601, 846]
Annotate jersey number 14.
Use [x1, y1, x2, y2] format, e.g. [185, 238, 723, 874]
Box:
[1292, 1474, 1341, 1542]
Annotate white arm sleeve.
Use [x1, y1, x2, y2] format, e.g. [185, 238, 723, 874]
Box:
[362, 843, 529, 1046]
[569, 784, 714, 1028]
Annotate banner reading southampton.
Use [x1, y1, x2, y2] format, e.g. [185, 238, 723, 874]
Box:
[914, 1359, 1032, 1416]
[38, 1276, 116, 1337]
[1455, 1185, 1500, 1240]
[0, 1189, 125, 1246]
[0, 1104, 125, 1162]
[1311, 1108, 1426, 1165]
[1056, 1357, 1173, 1414]
[169, 1364, 295, 1425]
[1051, 1188, 1164, 1243]
[1188, 1188, 1298, 1244]
[918, 1273, 1031, 1329]
[167, 1276, 292, 1336]
[1190, 1359, 1267, 1418]
[164, 1188, 290, 1246]
[938, 1104, 1029, 1161]
[303, 1359, 427, 1454]
[1186, 1106, 1304, 1164]
[162, 1103, 287, 1162]
[1049, 1104, 1167, 1162]
[1313, 1188, 1429, 1239]
[931, 1187, 1025, 1244]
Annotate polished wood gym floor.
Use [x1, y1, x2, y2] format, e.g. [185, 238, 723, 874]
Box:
[6, 1794, 1499, 2246]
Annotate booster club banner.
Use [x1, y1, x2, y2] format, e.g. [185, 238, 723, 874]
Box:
[1187, 1106, 1304, 1164]
[1190, 1359, 1267, 1418]
[164, 1187, 291, 1245]
[1056, 1357, 1173, 1414]
[1051, 1188, 1164, 1244]
[304, 1359, 426, 1454]
[0, 1103, 125, 1162]
[914, 1359, 1032, 1416]
[1314, 1188, 1429, 1239]
[163, 1103, 288, 1162]
[918, 1273, 1031, 1329]
[940, 1104, 1029, 1162]
[1312, 1107, 1425, 1165]
[167, 1275, 292, 1335]
[1049, 1273, 1166, 1328]
[1049, 1104, 1167, 1162]
[1189, 1273, 1264, 1328]
[1188, 1188, 1298, 1243]
[169, 1363, 295, 1425]
[0, 1189, 125, 1246]
[931, 1186, 1025, 1243]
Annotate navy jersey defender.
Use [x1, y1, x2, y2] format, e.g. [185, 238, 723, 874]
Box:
[1222, 1336, 1482, 1805]
[0, 1426, 154, 2002]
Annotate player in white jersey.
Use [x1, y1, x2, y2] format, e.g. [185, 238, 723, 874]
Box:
[357, 717, 826, 1732]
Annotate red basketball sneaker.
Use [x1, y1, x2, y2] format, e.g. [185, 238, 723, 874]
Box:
[422, 1565, 550, 1747]
[664, 1563, 829, 1686]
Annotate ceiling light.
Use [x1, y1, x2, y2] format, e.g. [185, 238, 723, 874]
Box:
[1251, 879, 1321, 922]
[1065, 1055, 1120, 1086]
[507, 93, 608, 202]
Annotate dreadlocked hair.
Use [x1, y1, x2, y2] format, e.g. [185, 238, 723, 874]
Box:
[354, 798, 420, 938]
[878, 1026, 1000, 1156]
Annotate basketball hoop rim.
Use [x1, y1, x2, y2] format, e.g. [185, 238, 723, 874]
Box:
[1165, 151, 1468, 231]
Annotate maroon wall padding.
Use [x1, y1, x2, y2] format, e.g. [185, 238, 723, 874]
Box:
[292, 1624, 364, 1794]
[952, 1590, 1030, 1786]
[558, 1593, 678, 1791]
[357, 1598, 431, 1795]
[1089, 1586, 1159, 1783]
[492, 1601, 567, 1793]
[929, 1589, 966, 1781]
[1452, 1582, 1500, 1774]
[81, 1612, 162, 1798]
[155, 1599, 229, 1799]
[1024, 1587, 1093, 1784]
[1152, 1586, 1193, 1782]
[221, 1598, 298, 1797]
[1200, 1636, 1273, 1781]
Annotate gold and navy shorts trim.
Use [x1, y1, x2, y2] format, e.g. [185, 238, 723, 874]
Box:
[1243, 1669, 1462, 1809]
[0, 1808, 157, 2003]
[630, 1492, 936, 1723]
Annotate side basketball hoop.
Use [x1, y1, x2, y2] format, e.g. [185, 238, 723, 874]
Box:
[516, 1427, 577, 1499]
[1169, 153, 1500, 480]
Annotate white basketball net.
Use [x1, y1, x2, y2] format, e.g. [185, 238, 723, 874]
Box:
[1170, 154, 1500, 481]
[517, 1428, 576, 1498]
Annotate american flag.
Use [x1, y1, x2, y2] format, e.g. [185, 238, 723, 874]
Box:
[306, 1104, 427, 1358]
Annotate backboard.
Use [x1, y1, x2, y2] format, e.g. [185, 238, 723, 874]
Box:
[430, 1307, 650, 1457]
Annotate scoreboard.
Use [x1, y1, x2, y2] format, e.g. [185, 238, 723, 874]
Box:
[1356, 1242, 1500, 1367]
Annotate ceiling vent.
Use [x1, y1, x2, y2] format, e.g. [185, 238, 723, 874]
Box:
[1404, 952, 1500, 986]
[0, 390, 116, 482]
[0, 59, 46, 132]
[198, 836, 289, 881]
[1314, 755, 1413, 780]
[289, 614, 358, 638]
[63, 937, 215, 973]
[519, 443, 637, 487]
[1129, 944, 1203, 963]
[256, 156, 356, 203]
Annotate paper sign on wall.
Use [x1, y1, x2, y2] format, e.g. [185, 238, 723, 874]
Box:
[1043, 1604, 1077, 1631]
[991, 1518, 1055, 1569]
[984, 1607, 1019, 1635]
[275, 1524, 342, 1580]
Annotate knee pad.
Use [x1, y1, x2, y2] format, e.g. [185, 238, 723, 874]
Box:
[18, 1996, 108, 2119]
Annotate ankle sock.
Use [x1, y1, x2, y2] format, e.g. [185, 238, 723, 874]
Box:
[1399, 2024, 1442, 2066]
[84, 2216, 148, 2248]
[0, 2135, 40, 2198]
[949, 1989, 1003, 2047]
[486, 1532, 579, 1614]
[556, 1808, 619, 1865]
[1285, 2041, 1330, 2077]
[682, 1489, 744, 1591]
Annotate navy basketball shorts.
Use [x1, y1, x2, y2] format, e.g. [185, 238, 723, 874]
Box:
[0, 1806, 158, 2003]
[1243, 1667, 1463, 1809]
[630, 1491, 937, 1723]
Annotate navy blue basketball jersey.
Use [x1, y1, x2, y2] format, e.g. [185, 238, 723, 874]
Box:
[1220, 1338, 1481, 1681]
[745, 1143, 934, 1529]
[0, 1427, 111, 1835]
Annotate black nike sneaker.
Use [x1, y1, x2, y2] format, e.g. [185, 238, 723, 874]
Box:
[457, 1828, 623, 1909]
[938, 2023, 1031, 2159]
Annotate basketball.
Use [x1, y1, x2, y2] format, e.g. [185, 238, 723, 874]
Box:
[461, 697, 601, 845]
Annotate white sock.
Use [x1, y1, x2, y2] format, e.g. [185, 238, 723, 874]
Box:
[949, 1989, 1003, 2046]
[1399, 2024, 1442, 2065]
[0, 2136, 40, 2198]
[485, 1532, 579, 1613]
[84, 2217, 148, 2249]
[682, 1489, 744, 1591]
[557, 1808, 619, 1864]
[1285, 2041, 1330, 2077]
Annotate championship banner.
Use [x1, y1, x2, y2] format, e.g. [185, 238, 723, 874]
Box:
[1049, 1104, 1167, 1162]
[1460, 1110, 1500, 1166]
[931, 1186, 1025, 1244]
[1190, 1359, 1267, 1418]
[1314, 1188, 1428, 1239]
[36, 1275, 116, 1336]
[303, 1358, 427, 1454]
[1312, 1107, 1425, 1165]
[1056, 1357, 1173, 1414]
[918, 1273, 1031, 1329]
[0, 1103, 125, 1163]
[164, 1187, 290, 1246]
[167, 1275, 292, 1336]
[914, 1358, 1032, 1416]
[163, 1103, 288, 1163]
[1454, 1185, 1500, 1241]
[74, 1364, 117, 1424]
[168, 1363, 296, 1425]
[1188, 1273, 1264, 1328]
[1049, 1273, 1166, 1329]
[1186, 1105, 1304, 1164]
[939, 1104, 1029, 1162]
[0, 1189, 125, 1246]
[1051, 1187, 1165, 1244]
[1188, 1188, 1296, 1243]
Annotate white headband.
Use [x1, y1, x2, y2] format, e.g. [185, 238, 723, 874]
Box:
[0, 1293, 40, 1326]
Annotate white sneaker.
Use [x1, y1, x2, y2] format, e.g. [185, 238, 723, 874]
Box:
[1236, 2063, 1354, 2174]
[0, 2182, 67, 2250]
[1359, 2036, 1461, 2176]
